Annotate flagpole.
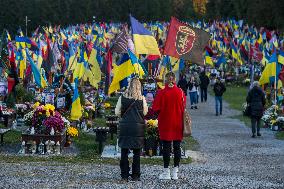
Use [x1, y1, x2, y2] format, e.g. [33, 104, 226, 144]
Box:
[274, 56, 277, 105]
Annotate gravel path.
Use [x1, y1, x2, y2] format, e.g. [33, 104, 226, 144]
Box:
[0, 94, 284, 189]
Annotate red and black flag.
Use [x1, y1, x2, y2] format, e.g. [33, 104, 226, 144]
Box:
[164, 17, 210, 64]
[42, 36, 55, 73]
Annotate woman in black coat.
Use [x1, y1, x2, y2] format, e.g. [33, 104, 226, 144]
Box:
[115, 78, 148, 181]
[246, 81, 266, 138]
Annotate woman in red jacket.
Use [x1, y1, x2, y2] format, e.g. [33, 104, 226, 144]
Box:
[152, 72, 186, 180]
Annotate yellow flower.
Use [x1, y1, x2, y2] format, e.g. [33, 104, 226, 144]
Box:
[153, 119, 158, 127]
[270, 120, 276, 125]
[45, 104, 55, 112]
[147, 119, 158, 127]
[67, 126, 79, 137]
[46, 111, 50, 117]
[104, 103, 111, 108]
[33, 102, 40, 109]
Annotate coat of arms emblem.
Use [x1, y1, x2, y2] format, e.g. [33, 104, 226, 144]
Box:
[175, 26, 196, 55]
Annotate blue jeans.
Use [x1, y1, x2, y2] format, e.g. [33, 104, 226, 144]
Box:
[215, 96, 223, 114]
[189, 92, 198, 106]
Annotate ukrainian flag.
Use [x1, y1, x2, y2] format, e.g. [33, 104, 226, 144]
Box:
[278, 50, 284, 65]
[108, 54, 135, 95]
[230, 43, 238, 60]
[157, 56, 169, 89]
[128, 49, 146, 77]
[204, 51, 213, 66]
[26, 49, 47, 88]
[70, 78, 82, 120]
[259, 51, 279, 85]
[130, 16, 160, 56]
[73, 49, 86, 79]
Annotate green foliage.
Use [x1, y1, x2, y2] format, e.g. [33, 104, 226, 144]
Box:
[276, 132, 284, 140]
[79, 92, 85, 106]
[206, 0, 284, 31]
[22, 91, 34, 102]
[5, 93, 15, 108]
[15, 84, 34, 103]
[0, 0, 283, 35]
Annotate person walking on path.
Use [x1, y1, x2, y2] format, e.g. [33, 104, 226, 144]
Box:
[199, 71, 210, 102]
[152, 72, 185, 180]
[177, 74, 188, 96]
[213, 77, 226, 116]
[194, 72, 201, 103]
[188, 76, 199, 109]
[115, 78, 148, 181]
[246, 81, 266, 138]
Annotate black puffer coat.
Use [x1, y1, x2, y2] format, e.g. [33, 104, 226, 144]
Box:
[199, 72, 210, 89]
[118, 96, 145, 149]
[246, 86, 266, 117]
[177, 78, 188, 96]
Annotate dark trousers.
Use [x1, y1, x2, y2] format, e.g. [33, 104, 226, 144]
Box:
[200, 88, 208, 102]
[215, 96, 223, 114]
[120, 148, 141, 179]
[251, 116, 261, 134]
[162, 140, 181, 168]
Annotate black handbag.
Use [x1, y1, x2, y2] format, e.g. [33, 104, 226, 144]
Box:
[243, 104, 251, 116]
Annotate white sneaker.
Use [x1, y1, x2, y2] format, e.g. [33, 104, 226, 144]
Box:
[171, 167, 179, 180]
[159, 168, 171, 180]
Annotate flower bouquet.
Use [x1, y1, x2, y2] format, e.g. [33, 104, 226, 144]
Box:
[144, 119, 159, 156]
[275, 117, 284, 131]
[261, 105, 279, 127]
[145, 119, 159, 139]
[24, 102, 67, 135]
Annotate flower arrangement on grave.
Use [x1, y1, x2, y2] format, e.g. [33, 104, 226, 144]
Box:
[261, 105, 279, 124]
[84, 100, 95, 120]
[145, 119, 159, 140]
[275, 117, 284, 131]
[23, 102, 68, 135]
[42, 111, 65, 134]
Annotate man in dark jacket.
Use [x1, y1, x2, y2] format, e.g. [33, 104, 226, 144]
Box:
[213, 77, 226, 116]
[246, 81, 266, 138]
[199, 71, 210, 102]
[177, 74, 188, 96]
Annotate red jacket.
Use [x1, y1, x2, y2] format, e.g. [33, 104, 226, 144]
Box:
[152, 84, 186, 141]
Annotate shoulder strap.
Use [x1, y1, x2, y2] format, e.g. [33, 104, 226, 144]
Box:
[122, 99, 137, 118]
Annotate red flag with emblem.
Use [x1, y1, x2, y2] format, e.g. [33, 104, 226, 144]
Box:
[164, 17, 210, 64]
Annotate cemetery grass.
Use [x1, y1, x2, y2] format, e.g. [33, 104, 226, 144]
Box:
[276, 131, 284, 140]
[209, 85, 251, 127]
[0, 130, 195, 165]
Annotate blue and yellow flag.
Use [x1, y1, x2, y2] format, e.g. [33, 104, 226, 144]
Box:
[70, 78, 82, 120]
[25, 49, 47, 88]
[108, 54, 135, 95]
[128, 49, 146, 77]
[278, 50, 284, 65]
[259, 50, 279, 85]
[130, 16, 160, 56]
[230, 43, 238, 60]
[204, 51, 213, 66]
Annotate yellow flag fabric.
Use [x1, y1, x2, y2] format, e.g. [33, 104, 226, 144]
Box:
[108, 55, 135, 95]
[70, 79, 82, 121]
[259, 53, 277, 85]
[87, 49, 102, 88]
